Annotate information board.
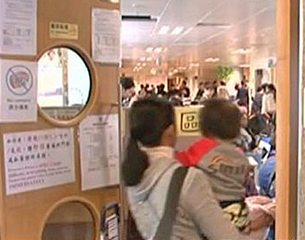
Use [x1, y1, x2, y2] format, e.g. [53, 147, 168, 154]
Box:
[3, 128, 75, 195]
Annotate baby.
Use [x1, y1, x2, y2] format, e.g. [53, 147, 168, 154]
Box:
[176, 98, 274, 237]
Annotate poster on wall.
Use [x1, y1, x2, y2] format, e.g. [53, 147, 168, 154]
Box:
[92, 8, 120, 64]
[80, 114, 120, 190]
[0, 60, 37, 122]
[3, 128, 75, 195]
[0, 0, 37, 55]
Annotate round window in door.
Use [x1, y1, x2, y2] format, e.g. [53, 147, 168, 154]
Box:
[42, 202, 95, 240]
[38, 47, 91, 121]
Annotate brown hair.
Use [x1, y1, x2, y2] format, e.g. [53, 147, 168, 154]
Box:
[200, 99, 241, 140]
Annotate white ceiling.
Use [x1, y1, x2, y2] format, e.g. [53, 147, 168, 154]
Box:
[121, 0, 276, 69]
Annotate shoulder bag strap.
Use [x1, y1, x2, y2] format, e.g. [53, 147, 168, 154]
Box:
[153, 166, 189, 240]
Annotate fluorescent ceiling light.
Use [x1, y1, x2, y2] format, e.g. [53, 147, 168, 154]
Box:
[171, 27, 184, 35]
[154, 47, 163, 53]
[216, 25, 232, 29]
[146, 57, 152, 61]
[190, 63, 199, 67]
[110, 0, 119, 2]
[239, 64, 250, 68]
[146, 47, 153, 53]
[232, 48, 252, 54]
[158, 26, 170, 35]
[140, 57, 146, 61]
[205, 58, 219, 63]
[142, 63, 147, 67]
[137, 63, 141, 66]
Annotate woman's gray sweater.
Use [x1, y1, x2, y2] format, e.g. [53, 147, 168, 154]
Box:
[127, 146, 248, 240]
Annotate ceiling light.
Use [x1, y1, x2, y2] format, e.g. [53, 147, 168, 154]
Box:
[232, 48, 252, 54]
[205, 57, 220, 63]
[137, 63, 141, 66]
[146, 57, 152, 61]
[158, 26, 170, 35]
[142, 63, 147, 67]
[146, 47, 153, 53]
[171, 27, 184, 35]
[140, 57, 146, 61]
[239, 64, 250, 68]
[154, 47, 163, 53]
[163, 48, 168, 52]
[190, 63, 199, 67]
[110, 0, 119, 2]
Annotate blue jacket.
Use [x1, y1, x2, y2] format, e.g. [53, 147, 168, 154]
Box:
[258, 152, 276, 198]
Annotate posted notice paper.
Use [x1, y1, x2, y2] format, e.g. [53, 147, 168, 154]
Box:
[92, 8, 120, 64]
[3, 128, 75, 195]
[80, 114, 120, 190]
[0, 0, 37, 55]
[0, 60, 37, 122]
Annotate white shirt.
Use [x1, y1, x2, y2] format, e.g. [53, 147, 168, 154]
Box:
[262, 92, 276, 114]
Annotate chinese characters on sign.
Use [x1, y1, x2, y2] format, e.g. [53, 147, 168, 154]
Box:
[181, 112, 199, 133]
[0, 0, 37, 55]
[92, 8, 120, 64]
[80, 114, 120, 190]
[175, 107, 201, 136]
[49, 21, 78, 40]
[3, 128, 75, 195]
[0, 60, 37, 122]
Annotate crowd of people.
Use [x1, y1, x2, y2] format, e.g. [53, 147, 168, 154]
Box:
[121, 75, 276, 119]
[121, 75, 277, 240]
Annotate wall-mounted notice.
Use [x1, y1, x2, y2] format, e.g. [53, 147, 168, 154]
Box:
[3, 128, 75, 195]
[0, 60, 37, 122]
[92, 8, 120, 64]
[80, 114, 120, 190]
[0, 0, 37, 55]
[49, 22, 78, 40]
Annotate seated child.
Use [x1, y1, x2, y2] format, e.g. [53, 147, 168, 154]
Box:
[176, 99, 274, 238]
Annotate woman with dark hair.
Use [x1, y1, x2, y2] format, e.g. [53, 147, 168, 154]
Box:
[122, 98, 247, 240]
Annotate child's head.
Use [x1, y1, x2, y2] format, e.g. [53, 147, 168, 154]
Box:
[200, 99, 242, 140]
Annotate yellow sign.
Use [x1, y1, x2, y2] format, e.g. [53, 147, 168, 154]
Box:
[175, 106, 202, 136]
[49, 22, 78, 40]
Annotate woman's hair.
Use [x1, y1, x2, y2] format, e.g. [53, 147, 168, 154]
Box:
[200, 99, 242, 140]
[122, 98, 175, 186]
[268, 84, 276, 100]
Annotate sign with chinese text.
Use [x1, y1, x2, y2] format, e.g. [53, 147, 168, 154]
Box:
[0, 60, 37, 122]
[3, 128, 75, 195]
[175, 107, 201, 136]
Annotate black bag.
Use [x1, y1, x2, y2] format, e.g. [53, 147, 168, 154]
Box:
[126, 167, 189, 240]
[126, 211, 144, 240]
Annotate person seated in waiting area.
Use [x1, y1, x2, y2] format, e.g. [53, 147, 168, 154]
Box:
[176, 99, 274, 239]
